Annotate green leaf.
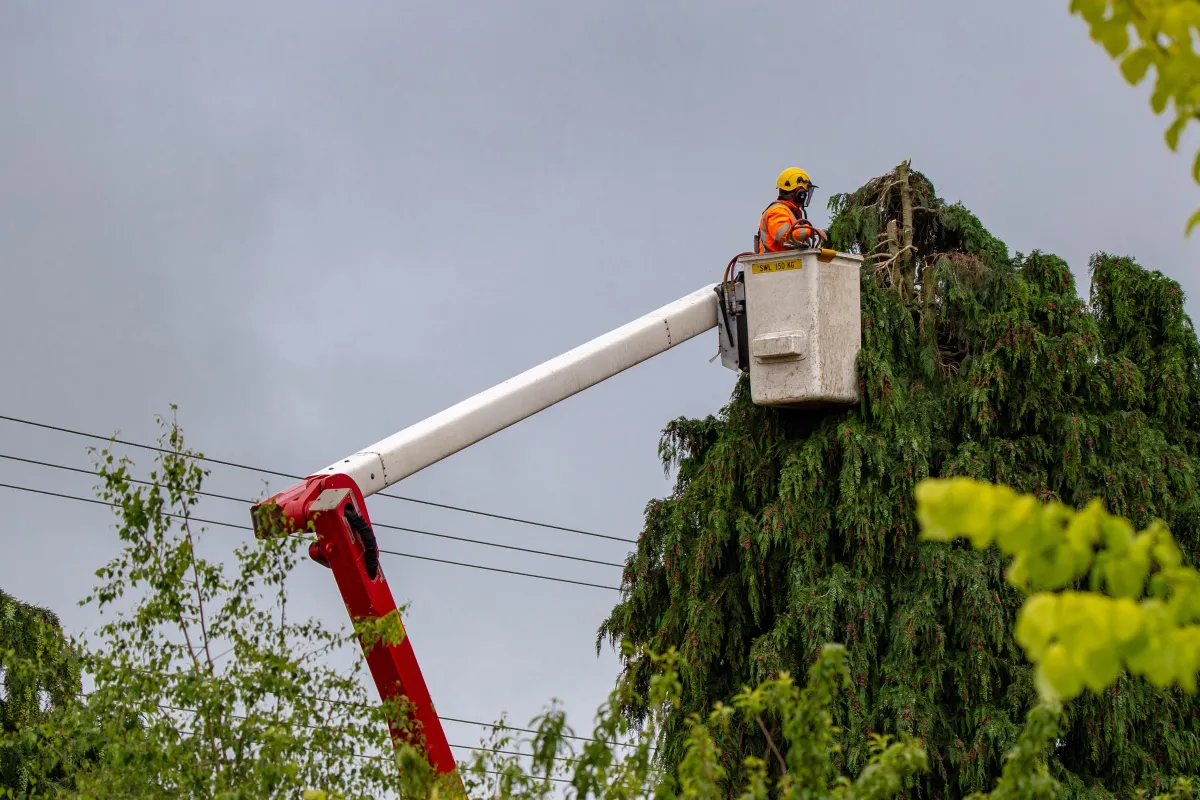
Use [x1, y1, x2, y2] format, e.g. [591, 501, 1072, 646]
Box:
[1078, 641, 1123, 692]
[1065, 500, 1103, 552]
[1154, 535, 1184, 569]
[1007, 555, 1032, 592]
[915, 477, 994, 544]
[1106, 556, 1147, 598]
[1166, 113, 1192, 150]
[1070, 0, 1108, 25]
[1109, 597, 1145, 645]
[1143, 633, 1180, 687]
[1095, 17, 1132, 57]
[1160, 2, 1200, 45]
[1042, 545, 1084, 590]
[1015, 594, 1058, 659]
[1037, 643, 1083, 701]
[1103, 515, 1134, 555]
[1151, 82, 1172, 114]
[1185, 205, 1200, 235]
[996, 509, 1038, 556]
[1120, 46, 1156, 85]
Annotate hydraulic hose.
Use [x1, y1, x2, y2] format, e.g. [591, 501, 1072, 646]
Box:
[343, 505, 380, 580]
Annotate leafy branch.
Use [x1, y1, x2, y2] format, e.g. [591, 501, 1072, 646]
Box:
[917, 476, 1200, 703]
[1070, 0, 1200, 233]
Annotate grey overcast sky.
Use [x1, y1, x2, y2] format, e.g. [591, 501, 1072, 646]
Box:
[2, 0, 1198, 762]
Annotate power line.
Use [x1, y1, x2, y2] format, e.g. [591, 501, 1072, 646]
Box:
[0, 481, 621, 592]
[148, 701, 580, 767]
[0, 453, 625, 569]
[379, 523, 623, 569]
[294, 693, 644, 751]
[174, 727, 579, 785]
[374, 551, 618, 592]
[0, 453, 253, 506]
[122, 709, 581, 784]
[87, 666, 643, 751]
[174, 723, 578, 785]
[78, 662, 650, 769]
[103, 670, 645, 752]
[0, 413, 636, 544]
[439, 715, 644, 751]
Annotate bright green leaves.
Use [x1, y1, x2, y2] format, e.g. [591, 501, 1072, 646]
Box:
[917, 476, 1200, 702]
[1020, 592, 1133, 699]
[1162, 0, 1200, 43]
[1109, 595, 1146, 643]
[1070, 0, 1109, 26]
[916, 478, 1094, 593]
[1069, 0, 1200, 235]
[1101, 523, 1152, 597]
[1013, 594, 1058, 660]
[1038, 643, 1083, 700]
[1024, 584, 1200, 702]
[915, 477, 1038, 553]
[1068, 0, 1133, 56]
[1096, 15, 1133, 56]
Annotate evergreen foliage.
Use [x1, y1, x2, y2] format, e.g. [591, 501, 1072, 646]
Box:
[0, 588, 82, 795]
[598, 162, 1200, 798]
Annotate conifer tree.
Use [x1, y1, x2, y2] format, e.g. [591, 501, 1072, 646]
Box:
[598, 162, 1200, 798]
[1, 588, 82, 795]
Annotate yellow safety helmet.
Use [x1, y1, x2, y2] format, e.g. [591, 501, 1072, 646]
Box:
[776, 167, 814, 193]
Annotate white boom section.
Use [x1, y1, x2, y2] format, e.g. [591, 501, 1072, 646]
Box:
[317, 283, 721, 498]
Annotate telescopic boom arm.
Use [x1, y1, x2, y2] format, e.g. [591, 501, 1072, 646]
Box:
[250, 283, 720, 780]
[313, 283, 720, 497]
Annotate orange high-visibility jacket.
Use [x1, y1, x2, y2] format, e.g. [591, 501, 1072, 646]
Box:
[755, 199, 817, 253]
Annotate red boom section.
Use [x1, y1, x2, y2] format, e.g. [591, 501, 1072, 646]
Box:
[251, 474, 458, 778]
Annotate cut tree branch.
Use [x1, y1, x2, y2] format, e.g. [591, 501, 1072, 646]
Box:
[870, 244, 918, 273]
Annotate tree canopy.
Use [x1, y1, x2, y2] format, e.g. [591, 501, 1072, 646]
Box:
[598, 162, 1200, 798]
[1, 588, 82, 796]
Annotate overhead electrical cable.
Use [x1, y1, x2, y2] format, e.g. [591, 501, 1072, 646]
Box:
[0, 414, 636, 543]
[0, 453, 626, 569]
[0, 481, 622, 592]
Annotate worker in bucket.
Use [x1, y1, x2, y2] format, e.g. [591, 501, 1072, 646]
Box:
[754, 167, 829, 254]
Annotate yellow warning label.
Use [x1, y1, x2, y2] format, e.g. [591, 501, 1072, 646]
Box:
[751, 259, 804, 275]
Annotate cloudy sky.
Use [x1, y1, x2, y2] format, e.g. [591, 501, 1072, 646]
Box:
[2, 0, 1197, 767]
